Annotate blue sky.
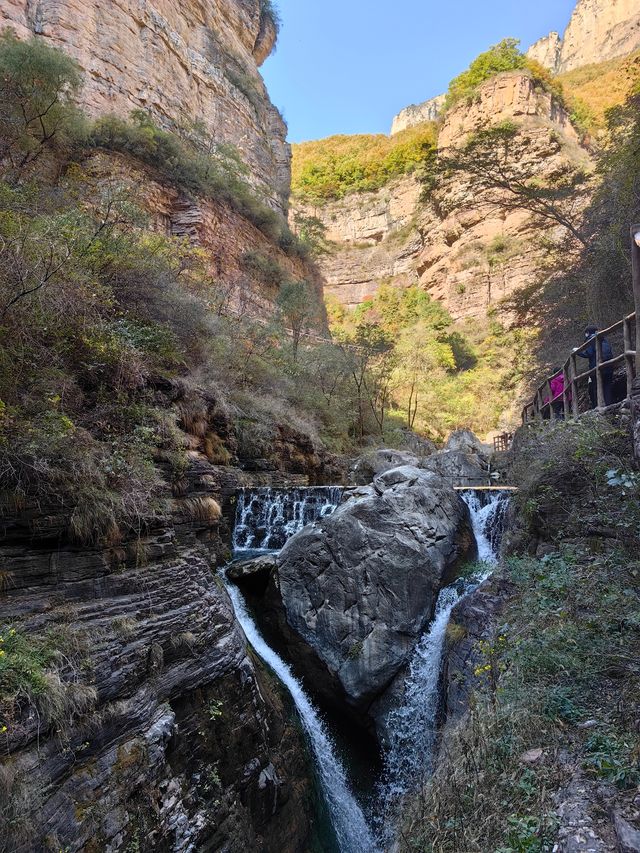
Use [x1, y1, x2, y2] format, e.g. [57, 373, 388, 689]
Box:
[261, 0, 577, 142]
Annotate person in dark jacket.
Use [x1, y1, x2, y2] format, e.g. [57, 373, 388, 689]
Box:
[575, 325, 614, 408]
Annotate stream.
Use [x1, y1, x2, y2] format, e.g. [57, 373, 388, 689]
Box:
[223, 484, 511, 851]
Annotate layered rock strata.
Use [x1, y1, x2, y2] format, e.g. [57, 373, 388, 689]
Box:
[0, 381, 345, 852]
[527, 0, 640, 74]
[88, 151, 324, 318]
[0, 0, 290, 210]
[296, 72, 590, 321]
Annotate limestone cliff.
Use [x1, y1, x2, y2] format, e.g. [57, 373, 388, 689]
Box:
[391, 94, 446, 135]
[295, 72, 590, 321]
[0, 0, 290, 210]
[527, 0, 640, 73]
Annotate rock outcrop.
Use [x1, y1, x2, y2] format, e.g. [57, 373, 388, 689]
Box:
[296, 72, 590, 321]
[274, 466, 472, 732]
[527, 0, 640, 73]
[89, 151, 324, 317]
[0, 381, 347, 852]
[0, 0, 290, 210]
[391, 94, 446, 135]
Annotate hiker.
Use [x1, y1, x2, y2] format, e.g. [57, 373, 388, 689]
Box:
[575, 326, 614, 408]
[542, 368, 571, 419]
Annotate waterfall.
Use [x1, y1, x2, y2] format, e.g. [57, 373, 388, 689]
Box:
[224, 579, 380, 853]
[462, 488, 511, 563]
[233, 486, 343, 554]
[227, 485, 378, 852]
[375, 489, 510, 843]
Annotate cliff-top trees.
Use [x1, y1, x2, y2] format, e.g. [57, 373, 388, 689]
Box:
[422, 122, 591, 247]
[442, 38, 561, 113]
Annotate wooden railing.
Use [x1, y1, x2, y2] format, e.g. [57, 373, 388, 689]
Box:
[493, 432, 514, 452]
[523, 312, 637, 423]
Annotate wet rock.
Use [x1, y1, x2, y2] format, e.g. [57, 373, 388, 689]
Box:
[443, 574, 514, 720]
[276, 466, 472, 723]
[227, 554, 278, 584]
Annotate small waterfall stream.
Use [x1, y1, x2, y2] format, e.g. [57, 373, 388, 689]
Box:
[225, 484, 511, 852]
[225, 582, 379, 853]
[374, 489, 511, 844]
[233, 486, 343, 553]
[225, 485, 379, 852]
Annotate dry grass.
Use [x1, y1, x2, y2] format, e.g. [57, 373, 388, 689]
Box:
[180, 496, 222, 524]
[557, 50, 640, 130]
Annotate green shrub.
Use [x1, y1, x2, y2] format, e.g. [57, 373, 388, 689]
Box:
[442, 38, 565, 113]
[241, 251, 286, 286]
[89, 110, 305, 255]
[260, 0, 281, 35]
[291, 123, 437, 201]
[0, 29, 86, 176]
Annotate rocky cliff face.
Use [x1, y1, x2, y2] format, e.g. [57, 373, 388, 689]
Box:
[391, 94, 446, 135]
[0, 381, 342, 852]
[0, 0, 290, 210]
[527, 0, 640, 73]
[89, 151, 323, 318]
[296, 72, 590, 321]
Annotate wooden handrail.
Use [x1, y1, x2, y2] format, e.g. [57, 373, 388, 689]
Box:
[523, 312, 637, 424]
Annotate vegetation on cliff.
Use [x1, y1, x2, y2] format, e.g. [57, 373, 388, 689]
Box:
[291, 122, 437, 202]
[400, 415, 640, 851]
[556, 49, 640, 132]
[442, 38, 562, 112]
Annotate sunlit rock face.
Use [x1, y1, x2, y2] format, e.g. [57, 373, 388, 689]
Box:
[293, 72, 591, 322]
[527, 0, 640, 73]
[0, 0, 290, 210]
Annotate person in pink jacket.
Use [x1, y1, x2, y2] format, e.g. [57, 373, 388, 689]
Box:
[543, 369, 572, 419]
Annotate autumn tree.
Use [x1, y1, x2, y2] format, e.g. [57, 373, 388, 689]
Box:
[422, 122, 591, 248]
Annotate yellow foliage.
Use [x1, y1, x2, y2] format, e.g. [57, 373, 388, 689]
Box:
[291, 123, 437, 202]
[557, 50, 640, 131]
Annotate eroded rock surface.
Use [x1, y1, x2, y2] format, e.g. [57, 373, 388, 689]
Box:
[0, 384, 327, 852]
[0, 0, 290, 209]
[293, 72, 591, 324]
[527, 0, 640, 73]
[276, 466, 472, 720]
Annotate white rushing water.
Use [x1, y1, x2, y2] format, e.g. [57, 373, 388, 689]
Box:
[375, 489, 510, 843]
[233, 486, 342, 553]
[225, 579, 379, 853]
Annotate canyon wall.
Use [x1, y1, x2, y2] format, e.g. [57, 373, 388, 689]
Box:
[296, 72, 590, 321]
[391, 94, 445, 135]
[527, 0, 640, 73]
[0, 0, 290, 210]
[0, 380, 342, 852]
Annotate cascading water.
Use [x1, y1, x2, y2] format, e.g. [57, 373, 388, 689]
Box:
[233, 486, 343, 553]
[375, 489, 511, 843]
[225, 580, 379, 853]
[226, 485, 379, 853]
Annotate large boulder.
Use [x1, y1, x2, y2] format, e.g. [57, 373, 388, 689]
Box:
[276, 466, 472, 720]
[348, 448, 421, 485]
[420, 429, 490, 486]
